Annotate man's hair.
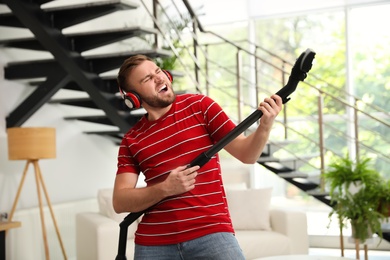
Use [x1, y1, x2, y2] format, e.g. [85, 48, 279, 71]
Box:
[117, 54, 153, 91]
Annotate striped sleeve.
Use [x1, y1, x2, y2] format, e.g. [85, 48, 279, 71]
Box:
[198, 95, 236, 142]
[117, 132, 140, 175]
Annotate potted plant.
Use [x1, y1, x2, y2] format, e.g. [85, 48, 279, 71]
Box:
[324, 153, 388, 258]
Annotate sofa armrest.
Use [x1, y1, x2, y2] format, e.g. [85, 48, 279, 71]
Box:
[76, 212, 123, 260]
[270, 208, 309, 254]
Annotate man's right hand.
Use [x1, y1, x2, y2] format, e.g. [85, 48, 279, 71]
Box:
[162, 165, 200, 197]
[113, 165, 199, 213]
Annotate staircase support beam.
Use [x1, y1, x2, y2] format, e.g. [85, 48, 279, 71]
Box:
[4, 0, 132, 133]
[6, 71, 71, 127]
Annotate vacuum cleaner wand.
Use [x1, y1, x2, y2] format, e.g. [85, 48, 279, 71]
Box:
[189, 48, 316, 167]
[115, 48, 316, 260]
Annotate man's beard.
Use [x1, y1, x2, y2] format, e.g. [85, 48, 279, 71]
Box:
[141, 91, 176, 108]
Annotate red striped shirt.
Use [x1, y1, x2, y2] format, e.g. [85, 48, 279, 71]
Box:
[117, 93, 237, 245]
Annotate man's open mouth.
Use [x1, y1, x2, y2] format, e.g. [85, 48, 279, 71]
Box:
[158, 85, 168, 93]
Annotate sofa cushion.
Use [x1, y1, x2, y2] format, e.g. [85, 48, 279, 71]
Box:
[98, 189, 129, 223]
[235, 230, 291, 259]
[97, 189, 139, 239]
[226, 188, 272, 231]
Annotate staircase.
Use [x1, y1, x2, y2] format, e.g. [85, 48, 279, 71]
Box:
[1, 0, 170, 136]
[1, 0, 390, 243]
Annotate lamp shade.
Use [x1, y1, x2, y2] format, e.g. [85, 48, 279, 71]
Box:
[7, 127, 56, 160]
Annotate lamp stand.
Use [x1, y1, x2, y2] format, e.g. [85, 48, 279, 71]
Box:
[8, 159, 67, 260]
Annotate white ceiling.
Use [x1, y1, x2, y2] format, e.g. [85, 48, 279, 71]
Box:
[190, 0, 390, 25]
[248, 0, 390, 18]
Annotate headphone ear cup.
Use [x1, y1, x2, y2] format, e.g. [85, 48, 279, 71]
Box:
[123, 91, 142, 109]
[163, 70, 173, 82]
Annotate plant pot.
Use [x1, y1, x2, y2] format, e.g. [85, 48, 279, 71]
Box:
[347, 181, 363, 197]
[351, 220, 373, 243]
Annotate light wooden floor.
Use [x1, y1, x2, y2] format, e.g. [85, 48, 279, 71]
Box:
[309, 247, 390, 260]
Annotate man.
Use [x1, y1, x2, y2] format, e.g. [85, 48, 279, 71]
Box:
[113, 54, 283, 259]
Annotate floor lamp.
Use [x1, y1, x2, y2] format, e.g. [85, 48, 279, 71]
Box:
[7, 127, 67, 260]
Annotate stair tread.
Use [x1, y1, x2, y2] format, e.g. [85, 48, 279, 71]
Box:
[4, 49, 173, 80]
[42, 0, 139, 12]
[287, 177, 316, 183]
[65, 114, 111, 119]
[278, 172, 308, 178]
[261, 139, 300, 157]
[50, 97, 99, 103]
[306, 189, 329, 196]
[257, 156, 279, 163]
[258, 154, 317, 162]
[0, 26, 157, 44]
[50, 94, 114, 103]
[64, 113, 141, 127]
[284, 178, 319, 191]
[64, 113, 133, 118]
[0, 0, 139, 29]
[86, 48, 171, 59]
[67, 26, 157, 37]
[6, 49, 171, 66]
[64, 113, 142, 120]
[0, 0, 138, 15]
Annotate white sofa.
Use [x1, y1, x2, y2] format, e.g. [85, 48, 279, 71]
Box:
[76, 188, 309, 260]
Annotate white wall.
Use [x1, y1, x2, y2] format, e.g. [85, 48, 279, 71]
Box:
[0, 66, 119, 211]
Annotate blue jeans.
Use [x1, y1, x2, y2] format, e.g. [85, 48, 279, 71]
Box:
[134, 232, 245, 260]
